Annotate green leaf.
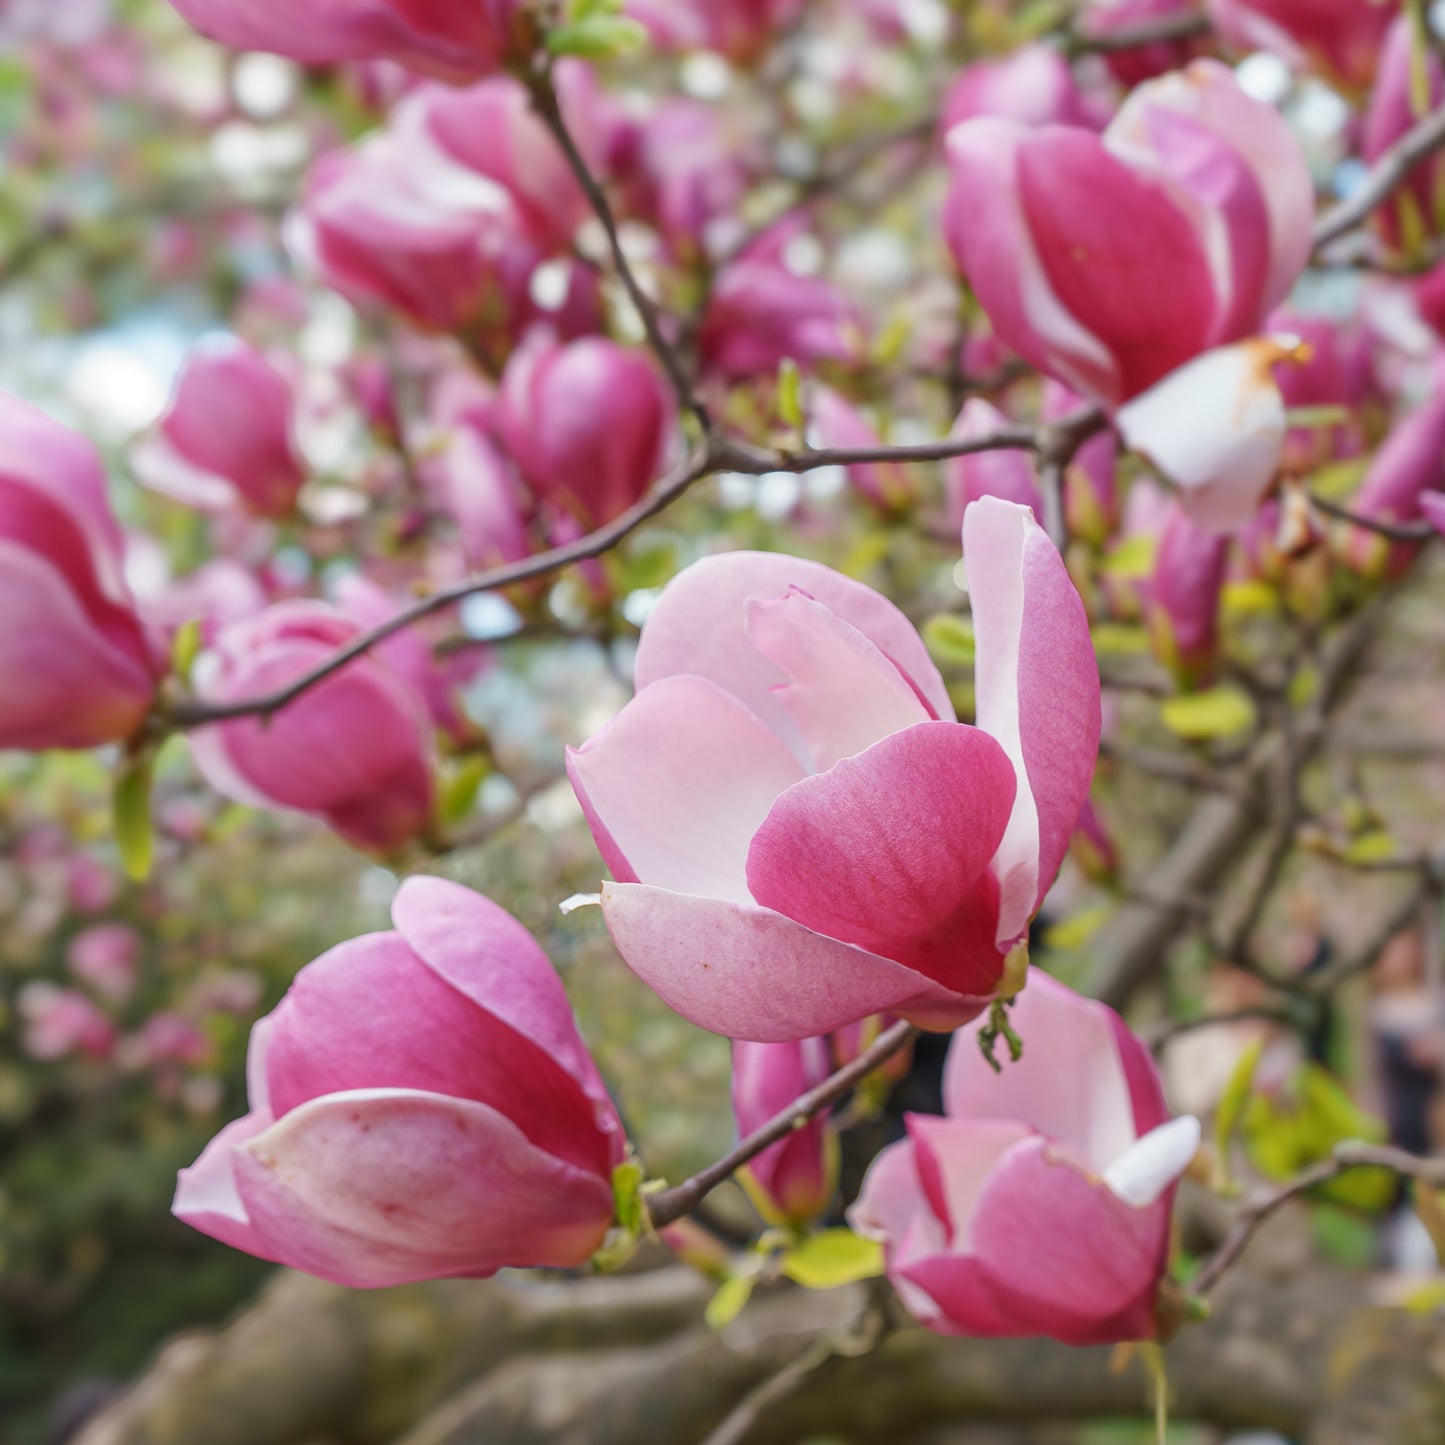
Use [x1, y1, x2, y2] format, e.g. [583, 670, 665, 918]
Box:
[1090, 623, 1151, 657]
[113, 752, 155, 883]
[922, 614, 975, 668]
[1221, 581, 1280, 620]
[1343, 829, 1398, 866]
[612, 1158, 647, 1237]
[547, 14, 648, 57]
[1042, 904, 1113, 953]
[1213, 1037, 1263, 1194]
[170, 619, 203, 685]
[780, 1229, 884, 1290]
[1100, 533, 1157, 580]
[437, 755, 490, 828]
[776, 359, 804, 431]
[1160, 686, 1257, 742]
[705, 1274, 756, 1330]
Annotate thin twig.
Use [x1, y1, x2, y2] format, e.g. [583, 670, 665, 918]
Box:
[1062, 10, 1211, 58]
[1194, 1142, 1445, 1295]
[1310, 492, 1439, 543]
[647, 1020, 920, 1230]
[1313, 102, 1445, 251]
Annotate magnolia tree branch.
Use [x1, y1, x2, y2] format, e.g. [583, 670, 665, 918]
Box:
[1309, 492, 1440, 542]
[646, 1020, 922, 1230]
[1313, 100, 1445, 251]
[1063, 9, 1211, 58]
[1194, 1142, 1445, 1295]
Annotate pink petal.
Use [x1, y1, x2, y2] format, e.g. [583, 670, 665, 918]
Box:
[965, 1135, 1169, 1343]
[235, 1088, 616, 1288]
[907, 1114, 1034, 1247]
[747, 722, 1016, 997]
[1016, 125, 1218, 399]
[599, 882, 942, 1042]
[172, 1109, 278, 1259]
[745, 589, 931, 771]
[943, 972, 1141, 1173]
[567, 674, 805, 905]
[944, 119, 1121, 405]
[633, 551, 953, 759]
[964, 498, 1101, 945]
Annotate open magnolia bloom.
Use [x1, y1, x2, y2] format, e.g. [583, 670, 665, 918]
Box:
[567, 497, 1101, 1042]
[850, 973, 1201, 1345]
[173, 879, 626, 1288]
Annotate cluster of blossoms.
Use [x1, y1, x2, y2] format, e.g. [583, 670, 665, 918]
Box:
[4, 0, 1445, 1367]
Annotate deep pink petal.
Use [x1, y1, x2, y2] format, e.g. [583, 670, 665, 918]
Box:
[747, 722, 1016, 997]
[234, 1088, 616, 1288]
[1017, 126, 1218, 399]
[965, 497, 1101, 944]
[599, 882, 943, 1042]
[633, 551, 953, 757]
[567, 674, 805, 905]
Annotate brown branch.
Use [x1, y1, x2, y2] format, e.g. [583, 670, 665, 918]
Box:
[1063, 10, 1211, 59]
[1194, 1142, 1445, 1295]
[526, 65, 709, 433]
[1313, 101, 1445, 252]
[1310, 492, 1439, 543]
[646, 1020, 920, 1229]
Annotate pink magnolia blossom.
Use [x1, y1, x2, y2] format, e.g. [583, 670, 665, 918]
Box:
[0, 393, 158, 751]
[942, 46, 1101, 133]
[810, 387, 916, 512]
[1363, 18, 1445, 256]
[190, 601, 436, 853]
[1209, 0, 1398, 92]
[290, 133, 600, 353]
[626, 0, 805, 63]
[163, 0, 531, 84]
[135, 338, 305, 518]
[699, 219, 865, 381]
[850, 973, 1200, 1344]
[567, 497, 1101, 1042]
[173, 877, 626, 1288]
[944, 399, 1043, 535]
[498, 333, 675, 529]
[945, 60, 1313, 409]
[1336, 398, 1445, 579]
[1146, 504, 1230, 684]
[1422, 491, 1445, 537]
[1268, 308, 1374, 474]
[19, 982, 116, 1061]
[1078, 0, 1207, 87]
[139, 1011, 213, 1068]
[67, 922, 140, 1004]
[732, 1036, 838, 1225]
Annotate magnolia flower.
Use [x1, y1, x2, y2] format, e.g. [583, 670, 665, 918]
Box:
[851, 973, 1201, 1345]
[568, 497, 1100, 1042]
[174, 878, 626, 1287]
[1209, 0, 1398, 92]
[0, 393, 158, 751]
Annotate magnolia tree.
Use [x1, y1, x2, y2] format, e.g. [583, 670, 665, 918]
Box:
[6, 0, 1445, 1442]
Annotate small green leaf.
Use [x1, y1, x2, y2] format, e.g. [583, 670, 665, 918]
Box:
[113, 753, 155, 883]
[780, 1228, 884, 1290]
[776, 359, 803, 431]
[1213, 1037, 1263, 1194]
[437, 755, 490, 828]
[1090, 623, 1151, 657]
[1100, 533, 1157, 580]
[171, 618, 203, 684]
[1343, 829, 1398, 865]
[922, 614, 975, 668]
[612, 1158, 647, 1237]
[705, 1274, 756, 1330]
[547, 14, 648, 57]
[1221, 581, 1280, 620]
[1160, 686, 1257, 742]
[1042, 904, 1112, 953]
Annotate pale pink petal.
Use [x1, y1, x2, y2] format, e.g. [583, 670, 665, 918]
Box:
[1116, 338, 1294, 532]
[747, 722, 1016, 997]
[907, 1115, 1033, 1247]
[1103, 1116, 1201, 1206]
[633, 551, 953, 753]
[745, 589, 931, 771]
[235, 1088, 616, 1288]
[567, 675, 805, 905]
[599, 882, 943, 1042]
[172, 1109, 278, 1259]
[943, 972, 1139, 1173]
[964, 498, 1101, 945]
